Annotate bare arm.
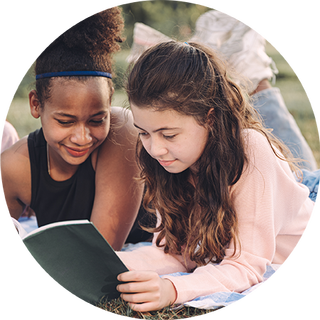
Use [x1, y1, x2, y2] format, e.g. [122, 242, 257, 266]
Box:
[1, 137, 32, 220]
[90, 107, 143, 250]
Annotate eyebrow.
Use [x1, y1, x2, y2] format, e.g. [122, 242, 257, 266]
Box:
[54, 111, 108, 118]
[134, 123, 179, 133]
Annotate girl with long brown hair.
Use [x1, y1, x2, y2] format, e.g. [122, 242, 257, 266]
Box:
[116, 40, 316, 311]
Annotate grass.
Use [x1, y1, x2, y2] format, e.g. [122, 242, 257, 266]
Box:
[295, 114, 320, 168]
[97, 297, 216, 319]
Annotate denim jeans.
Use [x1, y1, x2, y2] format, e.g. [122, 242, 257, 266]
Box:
[252, 88, 318, 171]
[301, 169, 320, 202]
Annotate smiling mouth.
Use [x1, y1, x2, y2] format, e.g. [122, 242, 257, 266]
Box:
[158, 159, 176, 167]
[64, 146, 91, 157]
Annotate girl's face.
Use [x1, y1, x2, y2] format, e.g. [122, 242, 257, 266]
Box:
[30, 77, 112, 171]
[131, 103, 209, 174]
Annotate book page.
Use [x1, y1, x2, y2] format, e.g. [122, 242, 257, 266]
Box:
[22, 219, 90, 239]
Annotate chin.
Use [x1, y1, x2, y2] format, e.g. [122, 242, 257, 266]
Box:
[65, 152, 91, 165]
[163, 166, 185, 174]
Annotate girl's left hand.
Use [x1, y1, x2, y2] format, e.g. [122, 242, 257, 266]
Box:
[117, 270, 177, 312]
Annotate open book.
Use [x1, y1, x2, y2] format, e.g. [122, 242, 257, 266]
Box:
[19, 219, 128, 305]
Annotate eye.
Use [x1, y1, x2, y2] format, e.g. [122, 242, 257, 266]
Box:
[163, 134, 176, 140]
[56, 119, 74, 125]
[138, 132, 149, 138]
[90, 118, 106, 125]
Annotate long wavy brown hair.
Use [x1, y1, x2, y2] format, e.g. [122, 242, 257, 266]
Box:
[125, 41, 296, 266]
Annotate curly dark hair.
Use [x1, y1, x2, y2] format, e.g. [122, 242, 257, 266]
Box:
[126, 41, 297, 265]
[35, 7, 124, 106]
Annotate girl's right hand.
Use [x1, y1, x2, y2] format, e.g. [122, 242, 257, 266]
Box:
[117, 270, 177, 312]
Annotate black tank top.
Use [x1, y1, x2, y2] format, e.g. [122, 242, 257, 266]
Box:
[28, 128, 154, 242]
[28, 129, 95, 227]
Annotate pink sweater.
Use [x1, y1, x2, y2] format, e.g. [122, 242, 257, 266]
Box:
[117, 129, 314, 304]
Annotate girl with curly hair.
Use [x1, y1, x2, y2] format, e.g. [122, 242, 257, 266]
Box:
[1, 7, 149, 250]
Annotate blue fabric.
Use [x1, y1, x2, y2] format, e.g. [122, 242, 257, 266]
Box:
[301, 169, 320, 202]
[18, 216, 38, 234]
[165, 266, 275, 320]
[252, 87, 317, 171]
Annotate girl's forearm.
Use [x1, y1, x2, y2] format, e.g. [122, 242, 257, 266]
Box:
[117, 245, 189, 275]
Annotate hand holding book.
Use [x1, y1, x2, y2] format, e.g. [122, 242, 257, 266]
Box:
[117, 270, 177, 312]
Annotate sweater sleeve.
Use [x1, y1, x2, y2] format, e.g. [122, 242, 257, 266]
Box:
[162, 130, 312, 304]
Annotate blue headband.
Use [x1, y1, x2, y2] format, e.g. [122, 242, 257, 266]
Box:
[36, 70, 112, 80]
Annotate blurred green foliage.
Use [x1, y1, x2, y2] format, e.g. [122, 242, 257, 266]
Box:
[112, 1, 210, 90]
[111, 50, 129, 92]
[12, 1, 314, 94]
[120, 1, 210, 47]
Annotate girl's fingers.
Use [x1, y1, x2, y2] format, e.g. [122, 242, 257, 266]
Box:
[117, 277, 159, 294]
[118, 270, 154, 282]
[120, 292, 155, 304]
[117, 272, 161, 293]
[122, 291, 168, 313]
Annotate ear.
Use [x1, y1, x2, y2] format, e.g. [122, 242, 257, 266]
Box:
[29, 90, 41, 119]
[206, 108, 215, 127]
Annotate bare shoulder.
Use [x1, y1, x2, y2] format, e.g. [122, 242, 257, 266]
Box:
[1, 136, 30, 172]
[97, 107, 137, 164]
[91, 107, 137, 170]
[110, 106, 136, 141]
[111, 106, 132, 120]
[1, 137, 32, 218]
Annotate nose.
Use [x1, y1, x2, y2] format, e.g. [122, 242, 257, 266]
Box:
[149, 137, 168, 158]
[70, 124, 93, 146]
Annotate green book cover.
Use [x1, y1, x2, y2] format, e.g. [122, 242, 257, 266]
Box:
[22, 220, 128, 305]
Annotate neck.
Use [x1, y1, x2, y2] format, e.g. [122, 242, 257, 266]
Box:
[46, 145, 79, 181]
